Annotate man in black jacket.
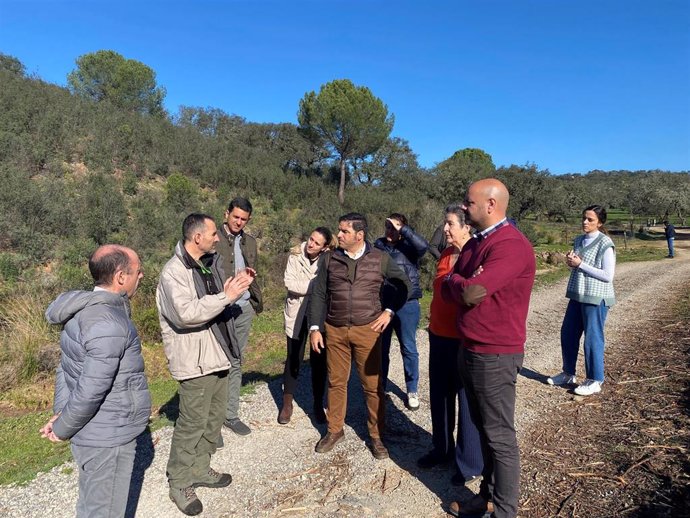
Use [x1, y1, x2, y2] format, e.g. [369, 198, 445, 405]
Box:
[374, 213, 429, 410]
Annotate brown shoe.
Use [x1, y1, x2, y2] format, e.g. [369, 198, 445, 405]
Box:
[278, 394, 293, 424]
[315, 430, 344, 453]
[369, 438, 389, 460]
[448, 495, 493, 517]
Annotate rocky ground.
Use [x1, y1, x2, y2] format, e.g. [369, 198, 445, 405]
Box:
[1, 245, 688, 518]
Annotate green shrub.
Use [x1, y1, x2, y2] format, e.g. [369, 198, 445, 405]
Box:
[0, 253, 23, 282]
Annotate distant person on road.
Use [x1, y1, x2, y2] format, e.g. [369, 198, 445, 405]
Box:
[309, 213, 410, 460]
[548, 205, 616, 397]
[417, 203, 484, 486]
[40, 245, 151, 518]
[157, 213, 254, 516]
[374, 213, 429, 410]
[442, 179, 536, 518]
[278, 226, 336, 425]
[664, 220, 676, 258]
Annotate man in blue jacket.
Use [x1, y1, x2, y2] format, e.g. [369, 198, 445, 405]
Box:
[40, 244, 152, 518]
[374, 213, 429, 410]
[664, 220, 676, 258]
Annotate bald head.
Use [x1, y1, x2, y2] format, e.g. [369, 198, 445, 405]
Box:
[89, 245, 139, 289]
[462, 178, 510, 231]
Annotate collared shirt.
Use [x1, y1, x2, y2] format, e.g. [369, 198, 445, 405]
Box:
[343, 243, 366, 260]
[224, 225, 251, 306]
[475, 217, 508, 242]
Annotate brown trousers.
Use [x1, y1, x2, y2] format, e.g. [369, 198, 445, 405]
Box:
[324, 322, 385, 439]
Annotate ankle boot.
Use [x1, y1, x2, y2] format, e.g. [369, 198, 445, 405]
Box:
[278, 394, 293, 424]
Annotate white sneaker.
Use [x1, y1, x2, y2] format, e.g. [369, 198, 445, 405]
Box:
[407, 392, 420, 410]
[547, 372, 577, 386]
[574, 379, 602, 396]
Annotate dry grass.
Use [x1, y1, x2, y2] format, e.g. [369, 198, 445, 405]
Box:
[0, 294, 59, 398]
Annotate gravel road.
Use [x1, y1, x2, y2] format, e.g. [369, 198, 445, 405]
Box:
[2, 252, 688, 518]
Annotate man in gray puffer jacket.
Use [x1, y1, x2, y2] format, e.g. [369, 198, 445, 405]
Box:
[40, 244, 151, 518]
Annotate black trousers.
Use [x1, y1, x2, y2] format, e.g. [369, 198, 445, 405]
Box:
[458, 348, 523, 518]
[283, 315, 327, 405]
[428, 331, 483, 478]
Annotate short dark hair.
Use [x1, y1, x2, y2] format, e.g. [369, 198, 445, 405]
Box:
[388, 213, 408, 227]
[183, 213, 214, 242]
[89, 247, 131, 286]
[228, 197, 253, 215]
[444, 203, 466, 225]
[339, 212, 368, 237]
[583, 205, 607, 225]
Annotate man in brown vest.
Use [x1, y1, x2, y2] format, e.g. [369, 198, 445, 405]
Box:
[309, 212, 410, 459]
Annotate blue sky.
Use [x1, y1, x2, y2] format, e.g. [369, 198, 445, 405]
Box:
[1, 0, 689, 173]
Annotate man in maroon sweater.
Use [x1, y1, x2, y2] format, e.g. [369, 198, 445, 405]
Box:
[442, 179, 536, 518]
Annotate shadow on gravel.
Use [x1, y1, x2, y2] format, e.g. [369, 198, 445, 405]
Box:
[518, 366, 550, 384]
[259, 355, 484, 515]
[159, 393, 179, 422]
[125, 429, 155, 518]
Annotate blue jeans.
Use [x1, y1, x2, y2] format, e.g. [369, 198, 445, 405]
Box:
[560, 299, 608, 382]
[667, 237, 675, 257]
[381, 299, 420, 393]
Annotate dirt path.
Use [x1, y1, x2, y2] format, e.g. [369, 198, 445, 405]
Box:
[1, 252, 689, 518]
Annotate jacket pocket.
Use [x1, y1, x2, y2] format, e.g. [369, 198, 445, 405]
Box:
[124, 375, 148, 422]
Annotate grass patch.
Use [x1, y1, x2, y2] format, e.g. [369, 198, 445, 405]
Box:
[616, 245, 664, 263]
[0, 412, 71, 485]
[534, 267, 570, 289]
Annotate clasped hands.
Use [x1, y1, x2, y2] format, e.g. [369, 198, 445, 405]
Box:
[565, 251, 581, 268]
[39, 414, 62, 443]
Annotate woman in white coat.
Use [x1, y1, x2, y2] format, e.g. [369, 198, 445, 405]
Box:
[278, 227, 336, 424]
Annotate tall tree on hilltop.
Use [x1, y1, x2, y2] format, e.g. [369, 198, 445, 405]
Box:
[298, 79, 394, 204]
[68, 50, 166, 116]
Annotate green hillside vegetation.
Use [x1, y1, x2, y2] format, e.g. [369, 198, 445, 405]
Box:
[0, 50, 689, 484]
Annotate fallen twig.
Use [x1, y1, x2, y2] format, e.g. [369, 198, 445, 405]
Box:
[616, 375, 668, 385]
[555, 489, 576, 516]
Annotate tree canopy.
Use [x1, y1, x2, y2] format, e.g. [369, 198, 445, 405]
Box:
[67, 50, 166, 116]
[298, 79, 394, 204]
[434, 147, 495, 203]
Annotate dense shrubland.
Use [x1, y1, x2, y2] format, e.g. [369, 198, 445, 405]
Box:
[0, 52, 688, 395]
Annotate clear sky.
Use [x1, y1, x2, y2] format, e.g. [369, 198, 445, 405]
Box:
[1, 0, 689, 173]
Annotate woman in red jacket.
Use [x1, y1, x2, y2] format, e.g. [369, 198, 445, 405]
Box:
[417, 203, 483, 484]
